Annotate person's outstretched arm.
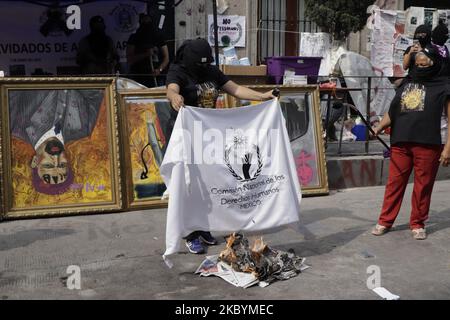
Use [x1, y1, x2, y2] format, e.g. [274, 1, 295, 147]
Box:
[167, 83, 184, 111]
[372, 112, 391, 136]
[159, 45, 170, 72]
[221, 80, 275, 101]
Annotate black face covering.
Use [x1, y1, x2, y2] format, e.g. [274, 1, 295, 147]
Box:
[412, 65, 440, 80]
[414, 25, 432, 48]
[410, 49, 442, 81]
[432, 23, 449, 46]
[181, 39, 214, 77]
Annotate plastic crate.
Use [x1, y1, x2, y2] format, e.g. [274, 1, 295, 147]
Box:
[265, 56, 322, 84]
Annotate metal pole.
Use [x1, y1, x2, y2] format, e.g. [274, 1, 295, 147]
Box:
[324, 92, 332, 149]
[212, 0, 220, 66]
[365, 76, 372, 154]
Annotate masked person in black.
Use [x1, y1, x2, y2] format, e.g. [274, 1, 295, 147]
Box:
[431, 22, 450, 150]
[403, 24, 432, 73]
[432, 21, 450, 76]
[371, 46, 450, 240]
[127, 14, 169, 88]
[76, 16, 119, 75]
[166, 38, 276, 254]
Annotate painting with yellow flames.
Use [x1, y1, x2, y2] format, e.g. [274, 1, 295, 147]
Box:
[122, 96, 173, 208]
[0, 78, 122, 219]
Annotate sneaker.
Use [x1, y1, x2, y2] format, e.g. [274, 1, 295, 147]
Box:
[185, 238, 205, 254]
[198, 231, 218, 245]
[371, 224, 390, 236]
[412, 228, 427, 240]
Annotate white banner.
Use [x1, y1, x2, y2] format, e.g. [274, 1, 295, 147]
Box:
[370, 9, 397, 77]
[299, 32, 332, 76]
[299, 32, 331, 58]
[208, 14, 246, 47]
[405, 6, 425, 37]
[160, 100, 302, 257]
[0, 1, 146, 76]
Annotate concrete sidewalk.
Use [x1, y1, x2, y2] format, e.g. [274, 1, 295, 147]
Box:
[1, 181, 449, 300]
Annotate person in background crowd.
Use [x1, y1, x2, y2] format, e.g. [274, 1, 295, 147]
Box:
[403, 24, 432, 73]
[127, 14, 169, 88]
[431, 21, 450, 149]
[76, 16, 119, 75]
[432, 21, 450, 75]
[371, 47, 450, 240]
[166, 38, 276, 254]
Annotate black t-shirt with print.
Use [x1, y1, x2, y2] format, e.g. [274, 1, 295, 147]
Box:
[388, 77, 450, 145]
[165, 63, 230, 108]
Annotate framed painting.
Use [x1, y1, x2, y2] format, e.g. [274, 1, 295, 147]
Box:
[119, 89, 231, 209]
[233, 85, 329, 195]
[0, 77, 122, 219]
[119, 89, 170, 209]
[119, 89, 228, 209]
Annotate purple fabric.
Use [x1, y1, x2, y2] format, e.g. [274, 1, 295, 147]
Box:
[32, 166, 74, 195]
[433, 44, 448, 58]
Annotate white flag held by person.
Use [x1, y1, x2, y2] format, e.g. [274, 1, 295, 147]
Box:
[160, 99, 302, 259]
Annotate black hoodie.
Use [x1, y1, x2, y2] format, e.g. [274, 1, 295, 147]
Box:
[166, 39, 229, 108]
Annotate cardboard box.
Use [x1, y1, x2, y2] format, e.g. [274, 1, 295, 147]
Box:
[220, 65, 267, 76]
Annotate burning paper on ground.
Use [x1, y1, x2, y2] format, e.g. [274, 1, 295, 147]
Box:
[195, 254, 259, 288]
[195, 233, 309, 288]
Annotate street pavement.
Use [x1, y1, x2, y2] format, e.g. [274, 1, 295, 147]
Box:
[1, 180, 449, 300]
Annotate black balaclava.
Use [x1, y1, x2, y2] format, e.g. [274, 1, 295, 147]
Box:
[411, 46, 442, 81]
[414, 25, 432, 48]
[432, 22, 449, 46]
[180, 38, 214, 77]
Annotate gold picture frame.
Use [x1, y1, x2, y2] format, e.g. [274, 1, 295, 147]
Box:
[119, 89, 231, 209]
[231, 85, 329, 196]
[119, 89, 169, 209]
[0, 77, 122, 219]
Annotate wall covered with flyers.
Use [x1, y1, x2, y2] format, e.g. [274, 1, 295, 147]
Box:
[368, 6, 450, 77]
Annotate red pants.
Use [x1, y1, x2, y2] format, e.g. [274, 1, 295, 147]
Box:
[378, 143, 442, 229]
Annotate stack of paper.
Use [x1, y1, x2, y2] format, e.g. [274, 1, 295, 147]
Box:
[283, 69, 307, 85]
[195, 255, 259, 288]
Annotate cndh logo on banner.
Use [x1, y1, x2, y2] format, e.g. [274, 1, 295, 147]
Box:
[224, 135, 263, 183]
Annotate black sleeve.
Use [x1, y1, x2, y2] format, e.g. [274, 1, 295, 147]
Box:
[211, 66, 230, 87]
[165, 64, 184, 87]
[155, 31, 167, 47]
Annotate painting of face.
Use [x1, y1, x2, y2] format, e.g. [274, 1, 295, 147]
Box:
[0, 78, 122, 218]
[33, 138, 69, 185]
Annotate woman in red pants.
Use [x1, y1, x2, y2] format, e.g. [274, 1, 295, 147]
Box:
[372, 47, 450, 240]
